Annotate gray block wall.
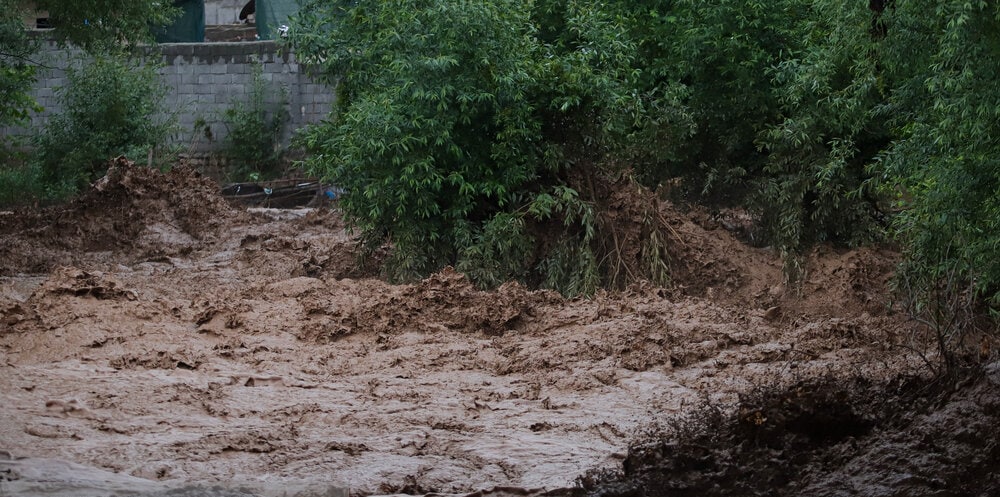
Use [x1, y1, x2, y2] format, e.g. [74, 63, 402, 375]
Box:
[205, 0, 249, 25]
[1, 40, 335, 154]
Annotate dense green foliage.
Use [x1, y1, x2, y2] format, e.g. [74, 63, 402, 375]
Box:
[33, 55, 174, 199]
[877, 1, 1000, 310]
[0, 0, 38, 129]
[619, 1, 811, 191]
[0, 0, 177, 131]
[0, 0, 178, 205]
[293, 0, 661, 293]
[0, 2, 38, 205]
[294, 0, 538, 281]
[293, 0, 999, 314]
[221, 65, 290, 181]
[753, 2, 890, 274]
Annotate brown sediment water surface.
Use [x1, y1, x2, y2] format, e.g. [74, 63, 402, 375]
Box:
[1, 161, 993, 496]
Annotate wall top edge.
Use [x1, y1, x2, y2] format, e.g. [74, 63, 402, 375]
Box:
[158, 40, 280, 50]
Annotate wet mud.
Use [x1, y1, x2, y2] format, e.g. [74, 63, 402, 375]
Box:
[0, 163, 992, 496]
[587, 368, 1000, 497]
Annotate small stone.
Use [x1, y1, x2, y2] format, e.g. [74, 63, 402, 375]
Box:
[763, 306, 782, 321]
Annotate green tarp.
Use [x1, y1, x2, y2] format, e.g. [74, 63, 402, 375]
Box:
[155, 0, 205, 43]
[256, 0, 300, 40]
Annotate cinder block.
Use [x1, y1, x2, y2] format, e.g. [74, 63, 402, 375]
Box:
[176, 83, 198, 95]
[226, 75, 247, 88]
[205, 73, 222, 86]
[163, 74, 182, 88]
[193, 79, 213, 94]
[205, 4, 219, 25]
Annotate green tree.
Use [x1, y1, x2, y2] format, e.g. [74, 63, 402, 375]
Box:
[613, 0, 814, 195]
[617, 1, 889, 267]
[1, 0, 178, 205]
[754, 2, 890, 270]
[0, 0, 39, 128]
[33, 54, 174, 198]
[294, 0, 540, 282]
[0, 0, 177, 131]
[293, 0, 669, 294]
[877, 0, 1000, 309]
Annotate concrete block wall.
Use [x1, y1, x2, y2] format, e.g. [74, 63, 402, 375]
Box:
[1, 40, 335, 154]
[15, 43, 78, 126]
[205, 0, 250, 25]
[158, 41, 334, 153]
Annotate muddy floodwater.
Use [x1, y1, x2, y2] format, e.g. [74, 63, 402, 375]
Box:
[1, 162, 997, 496]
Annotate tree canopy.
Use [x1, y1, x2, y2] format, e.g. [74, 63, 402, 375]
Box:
[0, 0, 178, 129]
[293, 0, 670, 294]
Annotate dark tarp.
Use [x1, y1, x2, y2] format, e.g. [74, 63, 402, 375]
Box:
[256, 0, 300, 40]
[154, 0, 205, 43]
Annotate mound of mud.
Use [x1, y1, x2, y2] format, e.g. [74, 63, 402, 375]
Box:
[566, 171, 897, 321]
[297, 267, 563, 342]
[657, 203, 898, 320]
[588, 369, 1000, 497]
[236, 207, 383, 281]
[0, 157, 243, 274]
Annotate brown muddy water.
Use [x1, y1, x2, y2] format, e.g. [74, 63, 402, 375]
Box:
[1, 162, 995, 496]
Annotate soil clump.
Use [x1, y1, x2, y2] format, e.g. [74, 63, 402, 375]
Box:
[0, 157, 245, 275]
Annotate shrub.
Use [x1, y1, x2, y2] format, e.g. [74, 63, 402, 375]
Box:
[220, 64, 290, 181]
[754, 2, 890, 269]
[32, 53, 174, 199]
[0, 0, 178, 135]
[0, 161, 42, 207]
[292, 0, 673, 295]
[876, 0, 1000, 349]
[293, 0, 541, 283]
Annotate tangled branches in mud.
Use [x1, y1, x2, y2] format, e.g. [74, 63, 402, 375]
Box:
[894, 256, 999, 377]
[456, 170, 676, 297]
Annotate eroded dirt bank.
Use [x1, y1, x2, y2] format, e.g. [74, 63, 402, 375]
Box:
[587, 368, 1000, 497]
[0, 163, 972, 496]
